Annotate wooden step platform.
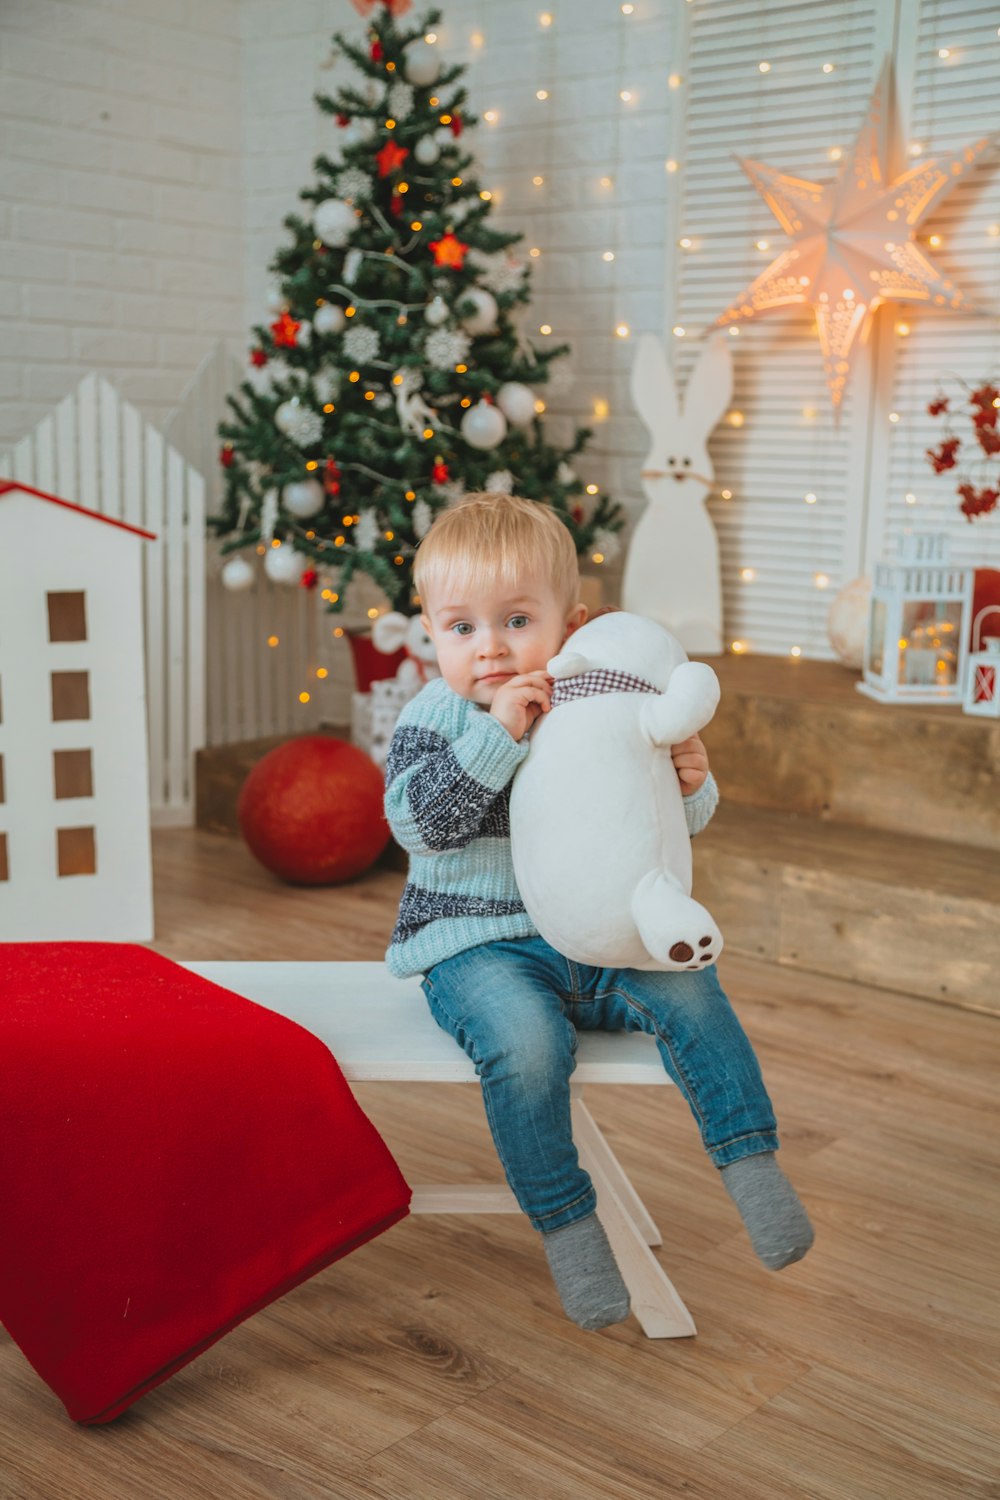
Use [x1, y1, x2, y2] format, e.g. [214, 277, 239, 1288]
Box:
[694, 803, 998, 1015]
[707, 656, 1000, 852]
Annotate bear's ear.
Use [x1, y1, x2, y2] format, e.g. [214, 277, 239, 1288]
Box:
[547, 649, 589, 679]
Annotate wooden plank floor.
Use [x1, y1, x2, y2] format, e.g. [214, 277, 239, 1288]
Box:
[3, 827, 997, 1500]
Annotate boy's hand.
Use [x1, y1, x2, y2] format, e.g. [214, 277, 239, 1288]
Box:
[671, 732, 710, 796]
[489, 670, 553, 741]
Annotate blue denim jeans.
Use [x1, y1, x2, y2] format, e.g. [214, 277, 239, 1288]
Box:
[421, 935, 779, 1232]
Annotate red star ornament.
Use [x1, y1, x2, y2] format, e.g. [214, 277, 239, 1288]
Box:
[714, 58, 996, 412]
[429, 232, 469, 269]
[376, 139, 409, 178]
[271, 311, 301, 348]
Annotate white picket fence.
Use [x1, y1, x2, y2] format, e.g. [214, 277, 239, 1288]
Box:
[0, 375, 205, 825]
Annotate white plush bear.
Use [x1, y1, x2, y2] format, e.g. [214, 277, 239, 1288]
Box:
[371, 610, 441, 692]
[509, 612, 723, 972]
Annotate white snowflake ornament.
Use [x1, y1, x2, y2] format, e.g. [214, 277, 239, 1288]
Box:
[413, 498, 434, 538]
[336, 168, 370, 202]
[353, 511, 380, 551]
[388, 81, 415, 117]
[424, 327, 471, 369]
[485, 471, 514, 494]
[343, 323, 380, 363]
[274, 398, 323, 446]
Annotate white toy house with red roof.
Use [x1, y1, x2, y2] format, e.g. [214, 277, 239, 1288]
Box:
[0, 481, 156, 940]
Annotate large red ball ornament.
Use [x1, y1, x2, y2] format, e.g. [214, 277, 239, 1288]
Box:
[238, 736, 390, 885]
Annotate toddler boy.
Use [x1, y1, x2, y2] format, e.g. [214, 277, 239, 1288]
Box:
[383, 492, 813, 1330]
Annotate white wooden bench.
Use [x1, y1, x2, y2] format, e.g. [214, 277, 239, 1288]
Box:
[184, 961, 695, 1339]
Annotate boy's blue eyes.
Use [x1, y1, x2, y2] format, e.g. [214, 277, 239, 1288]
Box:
[450, 614, 530, 636]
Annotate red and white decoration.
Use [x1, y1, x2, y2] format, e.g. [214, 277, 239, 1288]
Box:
[964, 607, 1000, 719]
[0, 482, 155, 939]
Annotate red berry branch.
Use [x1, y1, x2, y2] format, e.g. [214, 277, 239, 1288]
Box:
[925, 380, 1000, 520]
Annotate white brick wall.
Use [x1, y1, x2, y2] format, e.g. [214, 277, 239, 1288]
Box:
[0, 0, 245, 449]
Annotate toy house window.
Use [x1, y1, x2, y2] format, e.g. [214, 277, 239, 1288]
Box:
[47, 592, 87, 642]
[51, 671, 90, 721]
[57, 826, 96, 877]
[0, 832, 7, 882]
[53, 749, 93, 799]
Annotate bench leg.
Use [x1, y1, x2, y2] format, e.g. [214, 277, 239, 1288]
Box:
[571, 1089, 696, 1340]
[570, 1092, 662, 1247]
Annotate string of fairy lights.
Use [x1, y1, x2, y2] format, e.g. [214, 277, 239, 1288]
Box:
[261, 3, 996, 706]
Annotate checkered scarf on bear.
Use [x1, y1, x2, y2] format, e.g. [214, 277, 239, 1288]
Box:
[549, 668, 661, 707]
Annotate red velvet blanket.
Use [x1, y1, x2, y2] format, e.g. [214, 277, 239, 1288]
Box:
[0, 944, 411, 1424]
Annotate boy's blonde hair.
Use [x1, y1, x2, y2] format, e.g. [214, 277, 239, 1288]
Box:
[415, 492, 581, 614]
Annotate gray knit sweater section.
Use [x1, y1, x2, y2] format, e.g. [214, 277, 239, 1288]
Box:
[383, 677, 719, 978]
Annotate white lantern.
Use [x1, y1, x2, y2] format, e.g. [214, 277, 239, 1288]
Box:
[964, 606, 1000, 718]
[414, 134, 441, 166]
[283, 478, 325, 518]
[220, 556, 255, 592]
[425, 294, 449, 326]
[314, 304, 346, 335]
[314, 198, 357, 247]
[461, 400, 507, 450]
[857, 533, 973, 705]
[264, 544, 307, 586]
[497, 381, 537, 428]
[405, 38, 441, 86]
[460, 287, 499, 336]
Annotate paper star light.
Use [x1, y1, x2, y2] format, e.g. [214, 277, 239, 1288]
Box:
[715, 59, 996, 410]
[375, 139, 409, 178]
[428, 232, 469, 269]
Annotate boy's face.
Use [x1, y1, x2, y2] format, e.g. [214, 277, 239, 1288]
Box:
[421, 572, 587, 708]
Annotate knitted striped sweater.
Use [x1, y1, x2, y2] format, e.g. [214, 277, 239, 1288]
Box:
[383, 676, 719, 978]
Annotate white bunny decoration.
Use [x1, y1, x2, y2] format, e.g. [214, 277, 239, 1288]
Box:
[371, 610, 441, 691]
[623, 333, 734, 656]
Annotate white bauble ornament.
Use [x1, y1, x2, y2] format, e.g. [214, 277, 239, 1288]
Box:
[460, 287, 499, 336]
[414, 134, 441, 166]
[342, 118, 375, 147]
[264, 544, 307, 586]
[283, 478, 325, 518]
[275, 398, 323, 446]
[314, 198, 357, 248]
[497, 381, 536, 427]
[265, 285, 288, 313]
[557, 462, 576, 485]
[425, 294, 449, 326]
[221, 556, 255, 591]
[461, 401, 507, 450]
[405, 38, 441, 86]
[827, 576, 871, 669]
[314, 303, 346, 336]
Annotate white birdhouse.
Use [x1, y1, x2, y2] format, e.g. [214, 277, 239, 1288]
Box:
[857, 533, 973, 706]
[964, 606, 1000, 719]
[0, 481, 156, 939]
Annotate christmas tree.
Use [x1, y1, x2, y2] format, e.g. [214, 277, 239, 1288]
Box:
[212, 2, 623, 617]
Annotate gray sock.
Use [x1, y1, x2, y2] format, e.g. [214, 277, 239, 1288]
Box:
[541, 1213, 631, 1330]
[721, 1152, 814, 1270]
